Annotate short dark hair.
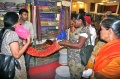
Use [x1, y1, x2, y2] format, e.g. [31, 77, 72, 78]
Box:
[76, 14, 86, 26]
[19, 8, 28, 15]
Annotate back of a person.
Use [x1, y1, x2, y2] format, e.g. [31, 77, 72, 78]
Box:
[1, 30, 18, 55]
[0, 12, 31, 79]
[84, 16, 97, 46]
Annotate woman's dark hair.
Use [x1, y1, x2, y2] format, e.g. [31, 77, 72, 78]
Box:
[107, 15, 120, 20]
[0, 12, 19, 51]
[101, 17, 120, 37]
[76, 14, 86, 26]
[19, 8, 28, 15]
[4, 12, 19, 29]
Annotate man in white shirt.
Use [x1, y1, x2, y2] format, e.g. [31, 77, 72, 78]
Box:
[19, 8, 35, 79]
[19, 9, 35, 41]
[84, 16, 97, 46]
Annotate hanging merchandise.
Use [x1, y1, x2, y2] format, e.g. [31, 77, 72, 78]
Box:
[36, 5, 42, 41]
[26, 41, 61, 57]
[57, 7, 67, 40]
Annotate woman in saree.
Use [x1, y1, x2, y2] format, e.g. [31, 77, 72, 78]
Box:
[94, 16, 120, 79]
[58, 14, 90, 79]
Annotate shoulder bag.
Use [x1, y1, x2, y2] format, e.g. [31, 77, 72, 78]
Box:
[79, 36, 94, 66]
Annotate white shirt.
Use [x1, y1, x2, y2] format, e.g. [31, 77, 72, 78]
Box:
[88, 25, 97, 45]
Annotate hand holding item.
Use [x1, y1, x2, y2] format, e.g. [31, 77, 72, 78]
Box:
[26, 35, 31, 45]
[82, 69, 93, 78]
[58, 40, 68, 46]
[22, 35, 31, 46]
[26, 41, 61, 57]
[22, 39, 27, 45]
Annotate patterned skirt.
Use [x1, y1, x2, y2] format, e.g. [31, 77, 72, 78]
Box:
[67, 48, 85, 79]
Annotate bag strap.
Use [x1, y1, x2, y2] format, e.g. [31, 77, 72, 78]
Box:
[2, 30, 9, 39]
[85, 27, 92, 45]
[89, 35, 92, 45]
[0, 30, 9, 52]
[76, 14, 80, 20]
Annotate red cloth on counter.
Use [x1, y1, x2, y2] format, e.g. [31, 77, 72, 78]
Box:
[26, 41, 61, 57]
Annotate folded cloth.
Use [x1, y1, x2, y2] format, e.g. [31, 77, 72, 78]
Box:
[15, 24, 30, 39]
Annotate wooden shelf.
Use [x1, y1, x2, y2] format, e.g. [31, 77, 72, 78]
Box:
[40, 12, 60, 14]
[0, 26, 4, 29]
[35, 0, 61, 2]
[0, 10, 19, 13]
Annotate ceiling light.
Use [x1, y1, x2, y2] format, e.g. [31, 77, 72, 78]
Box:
[109, 0, 117, 2]
[77, 1, 83, 4]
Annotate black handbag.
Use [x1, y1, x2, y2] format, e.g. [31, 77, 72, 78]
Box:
[79, 37, 94, 66]
[0, 54, 21, 79]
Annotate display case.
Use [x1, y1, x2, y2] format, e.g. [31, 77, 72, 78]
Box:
[34, 0, 62, 40]
[35, 0, 71, 41]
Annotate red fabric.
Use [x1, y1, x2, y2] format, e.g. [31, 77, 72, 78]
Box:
[94, 39, 120, 73]
[29, 61, 61, 76]
[26, 42, 61, 57]
[84, 16, 92, 24]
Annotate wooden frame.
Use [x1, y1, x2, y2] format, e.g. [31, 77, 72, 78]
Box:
[90, 3, 95, 12]
[97, 4, 117, 13]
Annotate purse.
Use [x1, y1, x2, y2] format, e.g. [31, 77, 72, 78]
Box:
[0, 54, 21, 79]
[79, 36, 94, 66]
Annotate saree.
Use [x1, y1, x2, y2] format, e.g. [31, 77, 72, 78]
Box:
[85, 41, 106, 69]
[94, 39, 120, 78]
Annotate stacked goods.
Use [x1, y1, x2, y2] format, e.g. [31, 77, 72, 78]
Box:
[40, 14, 55, 20]
[0, 2, 5, 10]
[5, 2, 16, 11]
[34, 1, 56, 6]
[41, 20, 59, 26]
[16, 3, 26, 10]
[39, 6, 61, 13]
